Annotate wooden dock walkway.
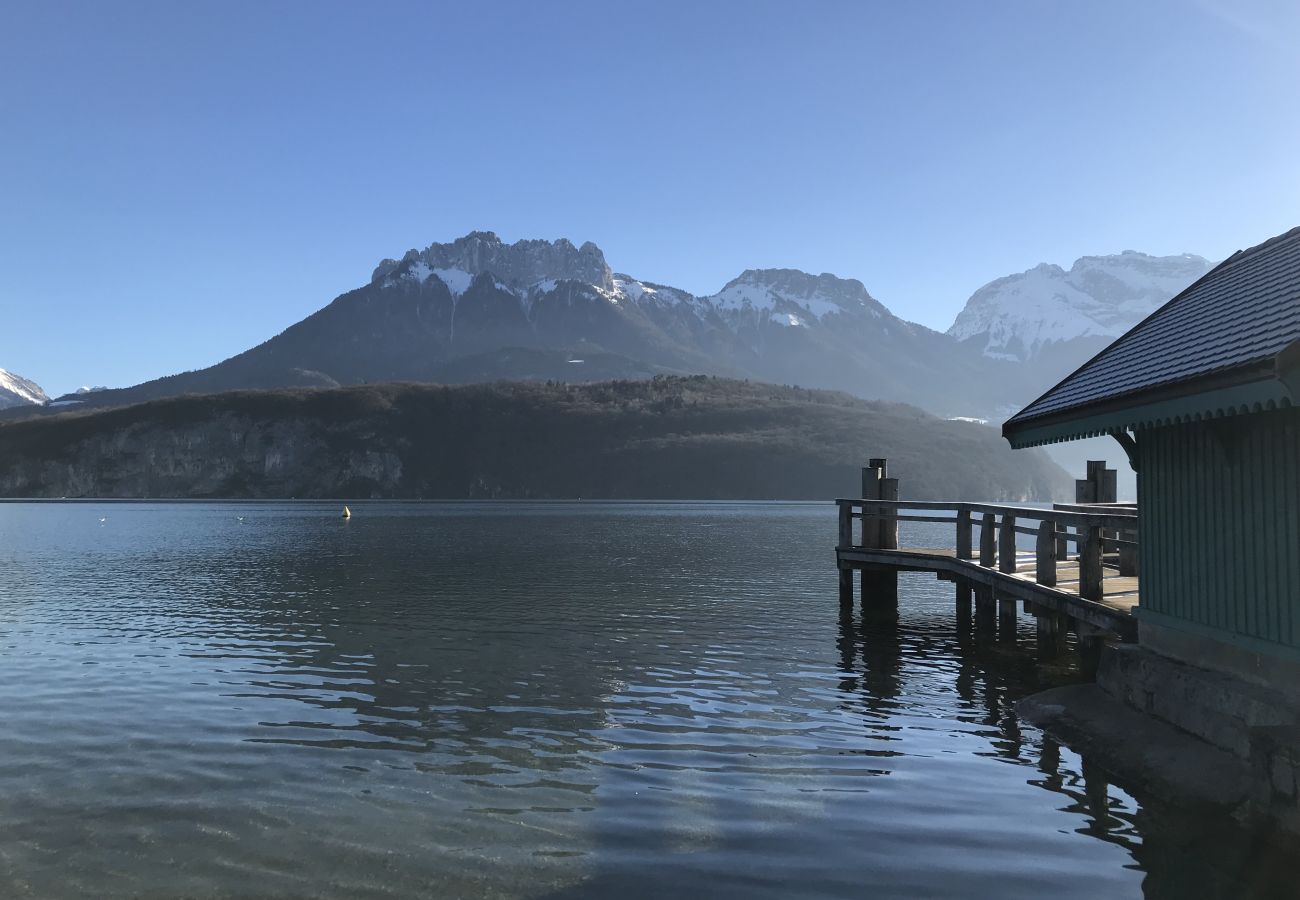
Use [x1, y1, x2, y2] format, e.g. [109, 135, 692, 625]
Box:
[836, 459, 1140, 644]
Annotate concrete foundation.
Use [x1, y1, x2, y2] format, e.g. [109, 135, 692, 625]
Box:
[1095, 642, 1300, 834]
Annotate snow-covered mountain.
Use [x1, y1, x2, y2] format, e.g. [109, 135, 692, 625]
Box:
[0, 368, 49, 410]
[948, 251, 1213, 362]
[60, 232, 1010, 417]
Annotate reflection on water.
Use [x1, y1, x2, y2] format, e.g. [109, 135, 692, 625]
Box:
[0, 501, 1292, 898]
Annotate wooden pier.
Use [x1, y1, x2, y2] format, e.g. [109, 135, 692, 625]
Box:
[836, 459, 1140, 645]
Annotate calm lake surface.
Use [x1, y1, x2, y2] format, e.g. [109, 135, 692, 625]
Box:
[0, 501, 1290, 898]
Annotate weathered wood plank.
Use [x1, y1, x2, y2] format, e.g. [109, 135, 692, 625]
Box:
[1036, 519, 1057, 587]
[956, 508, 972, 560]
[1080, 525, 1104, 602]
[980, 513, 996, 567]
[879, 477, 899, 550]
[999, 514, 1018, 574]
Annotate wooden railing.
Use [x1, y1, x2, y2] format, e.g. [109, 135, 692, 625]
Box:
[836, 499, 1139, 604]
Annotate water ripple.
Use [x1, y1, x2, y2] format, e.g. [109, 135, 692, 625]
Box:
[0, 501, 1288, 898]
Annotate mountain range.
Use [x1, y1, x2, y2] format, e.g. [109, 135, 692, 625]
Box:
[12, 233, 1212, 425]
[948, 250, 1213, 397]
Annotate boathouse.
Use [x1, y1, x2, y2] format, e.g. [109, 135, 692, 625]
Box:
[1003, 226, 1300, 786]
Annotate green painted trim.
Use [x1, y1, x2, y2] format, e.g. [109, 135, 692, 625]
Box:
[1004, 379, 1292, 448]
[1136, 608, 1300, 666]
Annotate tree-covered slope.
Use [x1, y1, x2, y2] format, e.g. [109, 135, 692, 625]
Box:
[0, 376, 1069, 500]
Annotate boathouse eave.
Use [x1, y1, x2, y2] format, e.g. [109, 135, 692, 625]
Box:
[1001, 373, 1292, 449]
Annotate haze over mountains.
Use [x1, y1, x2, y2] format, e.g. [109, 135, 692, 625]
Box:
[27, 232, 1213, 423]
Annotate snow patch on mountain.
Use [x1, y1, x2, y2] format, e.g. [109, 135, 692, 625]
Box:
[949, 251, 1212, 361]
[705, 269, 889, 324]
[0, 368, 49, 409]
[613, 276, 656, 303]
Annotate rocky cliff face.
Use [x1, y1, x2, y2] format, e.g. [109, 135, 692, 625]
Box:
[373, 231, 615, 293]
[0, 414, 403, 499]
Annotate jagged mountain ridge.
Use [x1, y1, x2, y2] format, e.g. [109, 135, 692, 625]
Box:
[949, 250, 1213, 362]
[0, 369, 48, 410]
[59, 232, 1013, 418]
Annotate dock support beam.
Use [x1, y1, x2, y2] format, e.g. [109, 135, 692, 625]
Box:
[1034, 609, 1069, 656]
[956, 582, 972, 637]
[998, 594, 1018, 641]
[860, 568, 898, 618]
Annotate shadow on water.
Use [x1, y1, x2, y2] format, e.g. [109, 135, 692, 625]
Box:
[538, 597, 1300, 900]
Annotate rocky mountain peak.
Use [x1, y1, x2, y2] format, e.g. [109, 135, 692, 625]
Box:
[372, 232, 614, 292]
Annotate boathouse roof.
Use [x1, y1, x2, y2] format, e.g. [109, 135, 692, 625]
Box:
[1003, 225, 1300, 448]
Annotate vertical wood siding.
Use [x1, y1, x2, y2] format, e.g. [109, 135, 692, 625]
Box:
[1138, 407, 1300, 652]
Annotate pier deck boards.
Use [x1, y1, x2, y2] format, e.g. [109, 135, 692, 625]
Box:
[837, 463, 1141, 643]
[837, 545, 1138, 638]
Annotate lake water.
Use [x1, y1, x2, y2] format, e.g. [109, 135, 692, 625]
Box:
[0, 501, 1290, 898]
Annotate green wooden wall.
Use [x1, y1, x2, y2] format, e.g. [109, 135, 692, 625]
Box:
[1138, 406, 1300, 656]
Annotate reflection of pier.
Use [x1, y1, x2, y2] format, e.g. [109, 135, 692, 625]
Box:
[836, 459, 1139, 645]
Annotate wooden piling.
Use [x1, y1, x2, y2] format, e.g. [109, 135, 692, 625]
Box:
[1035, 609, 1068, 656]
[861, 463, 882, 549]
[956, 581, 973, 619]
[879, 477, 899, 550]
[839, 565, 853, 606]
[998, 594, 1018, 640]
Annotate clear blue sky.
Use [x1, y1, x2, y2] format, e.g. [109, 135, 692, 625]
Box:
[2, 0, 1298, 397]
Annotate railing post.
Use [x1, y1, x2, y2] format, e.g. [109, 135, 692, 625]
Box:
[1080, 524, 1103, 602]
[999, 514, 1017, 573]
[956, 508, 972, 559]
[980, 513, 996, 567]
[879, 477, 898, 550]
[1118, 525, 1139, 577]
[1054, 521, 1068, 561]
[1035, 519, 1057, 587]
[838, 500, 853, 550]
